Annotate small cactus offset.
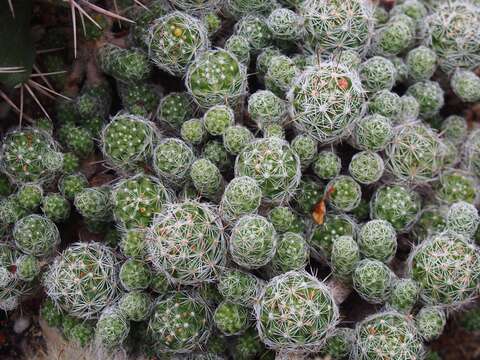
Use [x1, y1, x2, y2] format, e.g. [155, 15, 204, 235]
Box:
[3, 0, 480, 357]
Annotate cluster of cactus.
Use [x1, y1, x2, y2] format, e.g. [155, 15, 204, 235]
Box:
[3, 0, 480, 359]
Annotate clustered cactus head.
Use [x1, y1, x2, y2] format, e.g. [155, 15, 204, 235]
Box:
[371, 184, 421, 232]
[214, 301, 250, 336]
[158, 92, 194, 129]
[112, 174, 171, 229]
[354, 311, 423, 360]
[74, 186, 112, 222]
[118, 291, 152, 322]
[415, 306, 446, 342]
[353, 259, 394, 304]
[436, 170, 477, 205]
[220, 176, 262, 221]
[235, 137, 301, 204]
[41, 194, 71, 222]
[0, 128, 62, 184]
[358, 219, 397, 263]
[321, 327, 355, 360]
[312, 150, 342, 180]
[255, 271, 338, 351]
[247, 90, 286, 129]
[58, 173, 88, 200]
[13, 215, 60, 257]
[229, 215, 277, 269]
[423, 1, 480, 73]
[359, 56, 396, 93]
[406, 80, 444, 117]
[101, 113, 159, 171]
[190, 158, 224, 199]
[186, 49, 247, 108]
[270, 232, 309, 274]
[330, 235, 360, 282]
[446, 201, 480, 237]
[234, 15, 272, 52]
[217, 268, 262, 307]
[354, 114, 393, 151]
[301, 0, 373, 54]
[44, 242, 118, 319]
[310, 214, 357, 258]
[348, 151, 384, 185]
[388, 278, 420, 314]
[326, 175, 362, 212]
[409, 231, 480, 307]
[267, 8, 304, 41]
[148, 291, 211, 353]
[288, 63, 366, 143]
[451, 69, 480, 103]
[268, 206, 304, 234]
[98, 44, 151, 83]
[147, 11, 210, 76]
[147, 200, 225, 285]
[95, 307, 130, 350]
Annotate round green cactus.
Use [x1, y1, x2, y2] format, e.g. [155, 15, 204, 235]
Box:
[98, 43, 151, 83]
[220, 176, 262, 221]
[270, 232, 309, 274]
[186, 49, 247, 108]
[370, 184, 421, 232]
[264, 124, 286, 139]
[354, 114, 393, 151]
[101, 113, 159, 171]
[118, 291, 152, 322]
[312, 150, 342, 180]
[229, 215, 277, 269]
[74, 187, 112, 222]
[234, 15, 272, 52]
[310, 214, 357, 258]
[0, 196, 28, 226]
[406, 81, 444, 118]
[119, 258, 152, 291]
[202, 139, 231, 171]
[13, 214, 60, 257]
[203, 105, 235, 136]
[58, 173, 88, 200]
[58, 123, 94, 159]
[423, 1, 480, 73]
[388, 278, 420, 314]
[181, 118, 206, 145]
[147, 200, 225, 285]
[397, 95, 421, 123]
[147, 11, 209, 76]
[348, 151, 384, 185]
[359, 56, 396, 92]
[371, 17, 414, 56]
[112, 174, 171, 229]
[95, 307, 130, 349]
[368, 90, 401, 119]
[232, 327, 265, 360]
[441, 115, 468, 145]
[409, 231, 480, 306]
[326, 176, 362, 212]
[446, 201, 479, 237]
[256, 47, 282, 77]
[119, 228, 147, 259]
[265, 55, 299, 97]
[436, 170, 477, 205]
[391, 56, 409, 84]
[225, 0, 274, 19]
[0, 127, 62, 185]
[415, 306, 446, 341]
[248, 90, 286, 129]
[412, 206, 447, 242]
[153, 138, 195, 187]
[331, 235, 360, 282]
[214, 301, 250, 335]
[235, 137, 301, 203]
[75, 83, 112, 120]
[41, 193, 71, 222]
[218, 268, 262, 307]
[267, 8, 304, 41]
[406, 46, 438, 82]
[267, 206, 304, 234]
[224, 35, 251, 65]
[44, 242, 119, 319]
[255, 270, 338, 351]
[190, 158, 224, 199]
[358, 219, 397, 263]
[118, 82, 159, 118]
[223, 125, 254, 155]
[148, 291, 211, 353]
[158, 92, 195, 129]
[16, 254, 40, 282]
[451, 69, 480, 103]
[16, 184, 43, 211]
[354, 311, 423, 360]
[353, 259, 395, 304]
[290, 134, 317, 169]
[301, 0, 373, 54]
[288, 63, 366, 143]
